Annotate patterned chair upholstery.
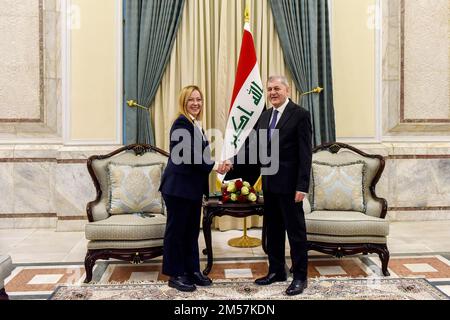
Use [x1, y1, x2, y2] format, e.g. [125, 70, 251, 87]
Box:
[304, 143, 390, 276]
[84, 145, 169, 283]
[0, 255, 13, 300]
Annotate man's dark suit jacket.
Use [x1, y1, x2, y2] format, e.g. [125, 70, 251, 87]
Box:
[259, 100, 312, 194]
[159, 115, 214, 201]
[227, 100, 312, 194]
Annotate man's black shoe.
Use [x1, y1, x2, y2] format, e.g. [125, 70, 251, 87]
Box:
[254, 273, 287, 286]
[190, 272, 212, 286]
[285, 279, 308, 296]
[168, 276, 196, 292]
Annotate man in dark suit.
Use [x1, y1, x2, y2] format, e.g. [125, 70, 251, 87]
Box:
[245, 75, 312, 295]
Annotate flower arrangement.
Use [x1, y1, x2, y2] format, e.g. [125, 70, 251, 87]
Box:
[221, 180, 258, 204]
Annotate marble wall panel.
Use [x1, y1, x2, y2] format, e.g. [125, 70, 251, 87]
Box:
[13, 145, 59, 159]
[390, 160, 429, 207]
[0, 164, 15, 213]
[0, 218, 14, 229]
[428, 159, 450, 204]
[0, 0, 62, 142]
[376, 159, 390, 201]
[13, 162, 54, 213]
[404, 0, 449, 120]
[57, 220, 87, 232]
[387, 210, 450, 222]
[385, 158, 450, 208]
[54, 164, 96, 217]
[383, 0, 450, 134]
[382, 0, 401, 82]
[389, 143, 450, 156]
[14, 217, 57, 229]
[0, 0, 38, 16]
[0, 146, 14, 158]
[44, 0, 57, 12]
[0, 13, 41, 119]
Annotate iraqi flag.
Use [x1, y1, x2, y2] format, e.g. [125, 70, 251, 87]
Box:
[220, 22, 265, 175]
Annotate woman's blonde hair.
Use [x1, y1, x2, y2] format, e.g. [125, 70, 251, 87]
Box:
[178, 85, 204, 121]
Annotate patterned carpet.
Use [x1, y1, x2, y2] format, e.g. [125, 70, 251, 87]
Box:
[4, 253, 450, 300]
[49, 278, 448, 300]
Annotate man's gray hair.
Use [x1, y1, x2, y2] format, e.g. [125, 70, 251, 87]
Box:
[267, 75, 290, 87]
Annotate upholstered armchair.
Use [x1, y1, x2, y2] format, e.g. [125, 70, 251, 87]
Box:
[0, 255, 13, 300]
[305, 143, 390, 276]
[84, 144, 169, 283]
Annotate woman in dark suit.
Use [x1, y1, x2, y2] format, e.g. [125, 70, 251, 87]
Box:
[159, 85, 229, 292]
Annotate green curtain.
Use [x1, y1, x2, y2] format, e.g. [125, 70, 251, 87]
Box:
[269, 0, 336, 147]
[124, 0, 185, 145]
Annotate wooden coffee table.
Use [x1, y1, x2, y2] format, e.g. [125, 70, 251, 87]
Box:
[202, 198, 266, 275]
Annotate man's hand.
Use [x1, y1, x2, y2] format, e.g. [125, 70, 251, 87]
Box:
[295, 192, 305, 203]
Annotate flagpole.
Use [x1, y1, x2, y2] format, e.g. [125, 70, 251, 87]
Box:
[244, 1, 250, 23]
[228, 1, 262, 249]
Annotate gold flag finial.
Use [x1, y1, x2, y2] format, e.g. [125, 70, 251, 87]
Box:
[244, 1, 250, 23]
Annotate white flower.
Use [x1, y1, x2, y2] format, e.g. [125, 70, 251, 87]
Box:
[248, 193, 257, 202]
[227, 182, 236, 193]
[241, 186, 250, 196]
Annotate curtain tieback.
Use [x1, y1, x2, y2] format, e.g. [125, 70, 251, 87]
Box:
[300, 87, 324, 97]
[127, 100, 150, 111]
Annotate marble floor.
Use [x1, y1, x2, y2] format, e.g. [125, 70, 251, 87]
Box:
[1, 220, 450, 300]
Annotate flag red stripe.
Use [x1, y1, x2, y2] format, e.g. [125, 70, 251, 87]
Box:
[229, 29, 258, 114]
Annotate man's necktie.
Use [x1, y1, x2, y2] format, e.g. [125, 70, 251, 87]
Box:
[269, 109, 279, 140]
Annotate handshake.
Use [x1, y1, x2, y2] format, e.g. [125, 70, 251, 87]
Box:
[216, 160, 233, 175]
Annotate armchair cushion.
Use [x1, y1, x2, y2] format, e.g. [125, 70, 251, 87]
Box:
[307, 234, 387, 244]
[85, 214, 166, 241]
[87, 239, 164, 250]
[311, 161, 367, 213]
[306, 211, 389, 237]
[107, 162, 165, 215]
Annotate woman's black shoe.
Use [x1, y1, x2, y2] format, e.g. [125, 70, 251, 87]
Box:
[190, 272, 212, 286]
[168, 276, 196, 292]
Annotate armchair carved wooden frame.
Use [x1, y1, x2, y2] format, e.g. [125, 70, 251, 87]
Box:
[84, 144, 169, 283]
[305, 142, 390, 276]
